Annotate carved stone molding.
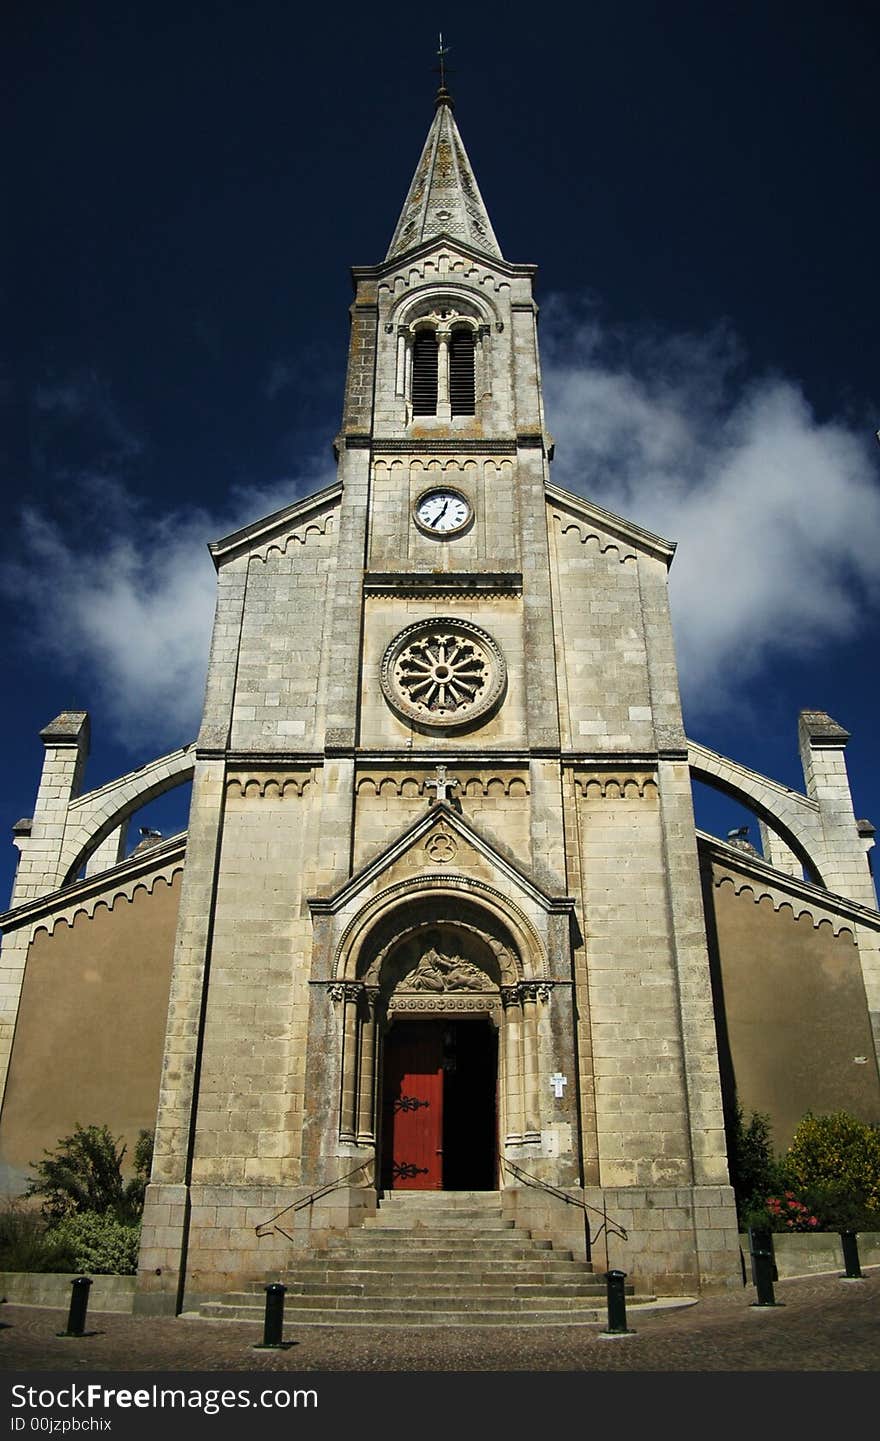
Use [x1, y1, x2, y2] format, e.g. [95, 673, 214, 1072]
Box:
[461, 775, 529, 797]
[713, 873, 857, 939]
[424, 831, 457, 864]
[226, 774, 313, 800]
[364, 574, 522, 599]
[355, 776, 424, 797]
[248, 514, 335, 563]
[574, 774, 658, 800]
[553, 514, 639, 565]
[519, 981, 547, 1003]
[389, 994, 498, 1015]
[29, 864, 183, 942]
[328, 982, 363, 1004]
[377, 256, 512, 297]
[333, 874, 548, 984]
[355, 773, 528, 798]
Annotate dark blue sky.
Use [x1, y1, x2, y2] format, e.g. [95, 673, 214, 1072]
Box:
[2, 1, 878, 904]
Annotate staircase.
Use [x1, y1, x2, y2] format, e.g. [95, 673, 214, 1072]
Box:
[197, 1190, 654, 1327]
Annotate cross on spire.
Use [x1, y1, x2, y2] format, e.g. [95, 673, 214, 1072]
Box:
[436, 32, 450, 92]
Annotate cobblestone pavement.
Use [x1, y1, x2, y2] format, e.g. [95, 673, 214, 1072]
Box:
[0, 1270, 878, 1373]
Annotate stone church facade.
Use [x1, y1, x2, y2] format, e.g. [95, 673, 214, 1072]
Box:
[2, 94, 878, 1311]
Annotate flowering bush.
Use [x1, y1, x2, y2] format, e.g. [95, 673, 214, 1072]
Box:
[765, 1192, 820, 1232]
[735, 1109, 880, 1232]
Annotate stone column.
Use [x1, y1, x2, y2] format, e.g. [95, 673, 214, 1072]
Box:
[356, 988, 380, 1144]
[135, 755, 226, 1314]
[11, 711, 90, 903]
[656, 758, 731, 1188]
[799, 711, 877, 907]
[436, 332, 451, 421]
[520, 983, 541, 1141]
[0, 712, 91, 1107]
[338, 984, 361, 1142]
[395, 329, 406, 397]
[501, 987, 523, 1143]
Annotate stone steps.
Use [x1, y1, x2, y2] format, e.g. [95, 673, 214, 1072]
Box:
[194, 1190, 652, 1328]
[314, 1234, 562, 1256]
[208, 1288, 627, 1312]
[268, 1259, 591, 1278]
[198, 1301, 615, 1327]
[361, 1214, 517, 1229]
[249, 1278, 619, 1299]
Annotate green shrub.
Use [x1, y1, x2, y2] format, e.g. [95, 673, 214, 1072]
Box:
[26, 1124, 153, 1222]
[0, 1203, 77, 1273]
[123, 1129, 154, 1219]
[782, 1112, 880, 1227]
[727, 1106, 784, 1225]
[47, 1212, 141, 1275]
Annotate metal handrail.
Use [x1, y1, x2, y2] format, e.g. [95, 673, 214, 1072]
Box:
[255, 1161, 374, 1241]
[501, 1158, 629, 1250]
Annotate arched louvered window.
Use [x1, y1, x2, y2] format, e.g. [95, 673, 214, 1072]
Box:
[449, 327, 476, 416]
[411, 330, 439, 416]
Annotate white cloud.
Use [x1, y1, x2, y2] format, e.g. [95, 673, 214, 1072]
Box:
[1, 470, 332, 750]
[541, 297, 880, 718]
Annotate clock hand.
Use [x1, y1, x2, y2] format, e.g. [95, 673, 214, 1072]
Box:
[430, 500, 449, 528]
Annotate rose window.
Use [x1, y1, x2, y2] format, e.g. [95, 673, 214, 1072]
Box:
[380, 619, 506, 730]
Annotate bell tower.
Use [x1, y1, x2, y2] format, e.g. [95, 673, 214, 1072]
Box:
[326, 84, 565, 867]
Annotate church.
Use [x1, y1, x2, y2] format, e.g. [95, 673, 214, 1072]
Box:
[1, 88, 878, 1315]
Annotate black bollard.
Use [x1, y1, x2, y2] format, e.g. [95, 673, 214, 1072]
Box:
[60, 1276, 92, 1336]
[602, 1269, 632, 1334]
[260, 1283, 287, 1347]
[840, 1231, 863, 1280]
[748, 1229, 780, 1307]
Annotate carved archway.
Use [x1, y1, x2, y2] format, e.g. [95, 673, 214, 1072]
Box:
[331, 895, 549, 1172]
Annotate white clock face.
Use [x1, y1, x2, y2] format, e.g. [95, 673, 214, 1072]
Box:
[414, 489, 471, 535]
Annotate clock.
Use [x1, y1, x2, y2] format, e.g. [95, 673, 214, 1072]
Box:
[413, 488, 472, 537]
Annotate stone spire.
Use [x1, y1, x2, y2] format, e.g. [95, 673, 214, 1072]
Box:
[386, 92, 503, 261]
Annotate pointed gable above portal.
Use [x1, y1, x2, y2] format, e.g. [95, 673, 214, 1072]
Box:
[309, 801, 574, 925]
[386, 94, 503, 262]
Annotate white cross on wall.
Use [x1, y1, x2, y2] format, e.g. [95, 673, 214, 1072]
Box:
[425, 765, 460, 803]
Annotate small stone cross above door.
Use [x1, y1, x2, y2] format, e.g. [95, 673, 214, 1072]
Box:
[425, 764, 460, 804]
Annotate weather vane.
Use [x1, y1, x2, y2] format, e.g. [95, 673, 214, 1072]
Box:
[436, 32, 450, 90]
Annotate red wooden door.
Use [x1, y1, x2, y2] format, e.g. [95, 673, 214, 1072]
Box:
[382, 1022, 444, 1189]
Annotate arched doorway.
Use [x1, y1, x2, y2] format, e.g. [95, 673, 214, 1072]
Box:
[377, 924, 501, 1192]
[327, 886, 565, 1196]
